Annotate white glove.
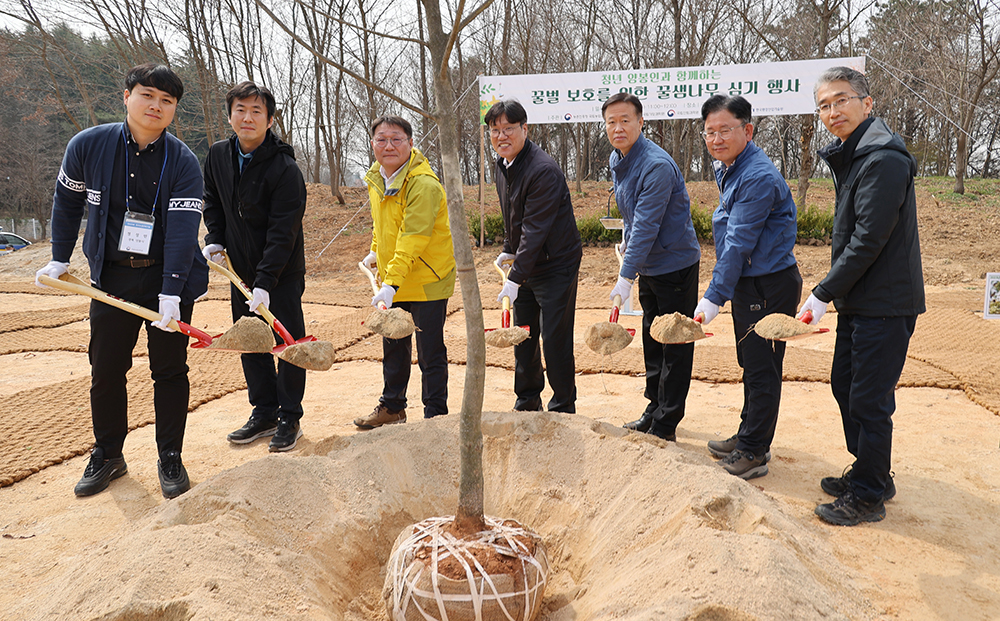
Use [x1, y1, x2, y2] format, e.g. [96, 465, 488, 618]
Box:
[497, 280, 520, 304]
[202, 243, 225, 265]
[694, 297, 720, 325]
[610, 276, 633, 303]
[372, 283, 396, 308]
[495, 252, 516, 269]
[615, 241, 626, 256]
[247, 287, 270, 315]
[797, 293, 828, 325]
[152, 294, 181, 332]
[35, 260, 69, 288]
[362, 251, 377, 271]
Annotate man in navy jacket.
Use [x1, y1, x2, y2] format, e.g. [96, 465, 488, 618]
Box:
[35, 63, 207, 499]
[603, 93, 701, 441]
[696, 95, 801, 480]
[202, 81, 307, 453]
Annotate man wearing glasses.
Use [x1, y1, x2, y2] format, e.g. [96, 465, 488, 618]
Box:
[354, 116, 455, 429]
[603, 92, 701, 441]
[799, 67, 924, 525]
[486, 100, 582, 413]
[696, 94, 801, 479]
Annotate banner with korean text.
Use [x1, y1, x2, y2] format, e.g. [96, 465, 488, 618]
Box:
[479, 56, 866, 124]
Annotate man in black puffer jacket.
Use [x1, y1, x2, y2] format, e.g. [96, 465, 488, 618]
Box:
[202, 81, 308, 453]
[799, 66, 925, 526]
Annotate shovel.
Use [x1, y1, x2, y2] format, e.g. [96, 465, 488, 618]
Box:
[358, 262, 417, 339]
[485, 261, 530, 348]
[38, 272, 224, 350]
[207, 254, 335, 371]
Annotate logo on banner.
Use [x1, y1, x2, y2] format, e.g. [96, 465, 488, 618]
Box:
[564, 113, 573, 121]
[667, 109, 676, 118]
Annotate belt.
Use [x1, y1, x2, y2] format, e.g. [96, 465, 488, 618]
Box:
[109, 258, 158, 268]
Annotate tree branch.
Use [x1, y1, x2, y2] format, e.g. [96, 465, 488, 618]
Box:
[289, 0, 427, 47]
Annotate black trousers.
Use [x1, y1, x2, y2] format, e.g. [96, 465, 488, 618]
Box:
[730, 264, 802, 455]
[381, 298, 449, 417]
[89, 263, 193, 458]
[831, 313, 916, 503]
[638, 261, 699, 434]
[230, 276, 306, 423]
[512, 262, 579, 413]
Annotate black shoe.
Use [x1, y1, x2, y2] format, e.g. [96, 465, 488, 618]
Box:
[707, 434, 772, 462]
[157, 450, 190, 499]
[623, 412, 653, 432]
[227, 414, 278, 444]
[821, 464, 896, 501]
[74, 447, 127, 497]
[269, 419, 302, 452]
[648, 423, 676, 442]
[815, 490, 885, 526]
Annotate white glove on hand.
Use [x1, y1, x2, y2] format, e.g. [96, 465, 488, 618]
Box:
[372, 283, 396, 308]
[610, 276, 633, 303]
[615, 242, 626, 256]
[35, 260, 69, 288]
[247, 287, 270, 315]
[497, 280, 520, 304]
[362, 251, 377, 271]
[495, 252, 516, 269]
[694, 297, 720, 325]
[797, 293, 828, 325]
[152, 294, 181, 332]
[202, 244, 225, 264]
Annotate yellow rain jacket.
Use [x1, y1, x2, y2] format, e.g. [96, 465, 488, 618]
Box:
[364, 148, 456, 302]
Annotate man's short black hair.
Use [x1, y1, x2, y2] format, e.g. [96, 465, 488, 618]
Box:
[700, 94, 752, 125]
[601, 92, 643, 118]
[125, 63, 184, 101]
[484, 100, 527, 127]
[226, 81, 276, 120]
[370, 115, 413, 138]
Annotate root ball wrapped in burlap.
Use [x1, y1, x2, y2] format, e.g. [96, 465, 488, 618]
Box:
[278, 340, 335, 371]
[208, 316, 275, 352]
[650, 312, 705, 344]
[384, 515, 548, 621]
[366, 307, 417, 339]
[585, 321, 633, 355]
[752, 313, 813, 340]
[485, 327, 529, 348]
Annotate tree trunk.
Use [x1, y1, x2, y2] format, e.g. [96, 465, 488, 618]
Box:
[953, 132, 967, 194]
[797, 114, 815, 207]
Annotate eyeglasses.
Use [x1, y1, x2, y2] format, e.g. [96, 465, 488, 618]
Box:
[372, 137, 407, 148]
[701, 124, 744, 141]
[489, 125, 522, 138]
[815, 95, 866, 115]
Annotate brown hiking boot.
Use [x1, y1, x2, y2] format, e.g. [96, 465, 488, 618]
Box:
[354, 404, 406, 429]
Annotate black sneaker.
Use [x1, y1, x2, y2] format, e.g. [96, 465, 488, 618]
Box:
[623, 412, 653, 432]
[226, 415, 278, 445]
[707, 434, 772, 462]
[74, 447, 127, 497]
[821, 465, 896, 501]
[268, 419, 302, 452]
[157, 450, 191, 499]
[815, 490, 886, 526]
[720, 449, 768, 480]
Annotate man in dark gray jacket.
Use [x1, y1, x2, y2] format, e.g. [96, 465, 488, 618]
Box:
[799, 66, 925, 526]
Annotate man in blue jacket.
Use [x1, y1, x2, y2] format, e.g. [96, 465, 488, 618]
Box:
[603, 93, 701, 441]
[799, 67, 925, 525]
[202, 82, 308, 452]
[696, 95, 801, 480]
[35, 63, 207, 499]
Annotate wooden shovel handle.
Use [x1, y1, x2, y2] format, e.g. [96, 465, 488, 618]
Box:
[208, 256, 295, 345]
[358, 261, 389, 310]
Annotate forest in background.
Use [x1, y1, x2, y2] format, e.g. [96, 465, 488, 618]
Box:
[1, 0, 998, 236]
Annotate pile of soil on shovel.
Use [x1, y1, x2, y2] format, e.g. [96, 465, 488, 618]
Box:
[485, 326, 529, 348]
[366, 307, 417, 339]
[208, 316, 274, 352]
[650, 312, 705, 344]
[753, 313, 812, 340]
[278, 339, 335, 371]
[584, 321, 633, 355]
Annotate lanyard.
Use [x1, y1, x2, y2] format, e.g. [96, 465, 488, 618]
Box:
[121, 124, 168, 216]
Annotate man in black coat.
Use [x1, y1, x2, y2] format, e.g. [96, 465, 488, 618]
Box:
[202, 81, 308, 452]
[799, 66, 925, 526]
[486, 100, 583, 413]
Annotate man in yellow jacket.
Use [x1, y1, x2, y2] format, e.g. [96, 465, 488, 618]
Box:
[355, 116, 456, 429]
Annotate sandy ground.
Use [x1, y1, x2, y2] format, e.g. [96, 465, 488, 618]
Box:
[1, 181, 1000, 620]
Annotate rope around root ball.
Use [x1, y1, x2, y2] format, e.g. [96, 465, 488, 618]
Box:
[384, 515, 549, 621]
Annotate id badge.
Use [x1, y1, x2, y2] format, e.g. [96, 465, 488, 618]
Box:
[118, 211, 155, 255]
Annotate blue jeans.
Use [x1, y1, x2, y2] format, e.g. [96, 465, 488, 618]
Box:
[831, 313, 917, 503]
